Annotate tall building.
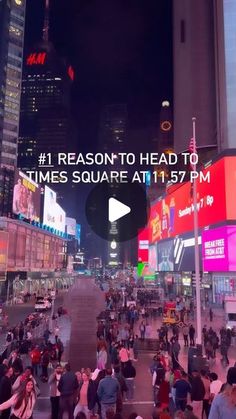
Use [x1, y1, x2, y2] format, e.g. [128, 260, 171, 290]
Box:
[18, 0, 74, 171]
[0, 0, 26, 214]
[99, 104, 127, 152]
[173, 0, 218, 153]
[214, 0, 236, 150]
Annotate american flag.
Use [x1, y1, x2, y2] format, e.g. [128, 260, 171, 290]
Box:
[189, 137, 197, 170]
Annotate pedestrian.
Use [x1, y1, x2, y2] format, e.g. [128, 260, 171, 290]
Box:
[189, 325, 195, 347]
[97, 368, 120, 419]
[122, 360, 136, 401]
[54, 324, 60, 344]
[49, 364, 64, 419]
[0, 366, 13, 419]
[201, 370, 211, 418]
[43, 328, 51, 344]
[73, 370, 96, 419]
[190, 370, 205, 417]
[118, 344, 130, 369]
[152, 357, 166, 406]
[209, 373, 222, 402]
[182, 325, 189, 347]
[220, 339, 230, 365]
[0, 378, 37, 418]
[171, 337, 181, 370]
[209, 308, 213, 322]
[41, 348, 50, 382]
[58, 363, 79, 419]
[12, 366, 39, 394]
[113, 365, 127, 413]
[97, 345, 108, 370]
[57, 339, 64, 364]
[209, 367, 236, 418]
[30, 346, 41, 377]
[139, 321, 146, 340]
[133, 335, 139, 361]
[174, 370, 191, 412]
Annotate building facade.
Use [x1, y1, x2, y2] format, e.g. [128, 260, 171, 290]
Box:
[173, 0, 218, 153]
[0, 0, 26, 215]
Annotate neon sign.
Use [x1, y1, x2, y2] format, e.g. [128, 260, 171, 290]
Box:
[67, 65, 74, 81]
[26, 52, 47, 66]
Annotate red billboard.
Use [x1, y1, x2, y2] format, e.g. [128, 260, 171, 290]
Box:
[138, 228, 149, 262]
[148, 157, 232, 243]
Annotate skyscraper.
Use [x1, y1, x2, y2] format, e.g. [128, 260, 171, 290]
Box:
[99, 104, 127, 152]
[18, 0, 74, 171]
[173, 0, 218, 153]
[214, 0, 236, 150]
[0, 0, 26, 214]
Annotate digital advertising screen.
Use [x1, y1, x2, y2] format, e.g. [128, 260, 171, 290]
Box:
[173, 233, 202, 272]
[157, 239, 174, 271]
[43, 186, 66, 233]
[148, 244, 157, 272]
[148, 158, 231, 244]
[202, 225, 236, 272]
[12, 170, 41, 222]
[66, 217, 76, 236]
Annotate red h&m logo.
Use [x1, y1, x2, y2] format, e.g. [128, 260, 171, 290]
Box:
[26, 52, 47, 65]
[67, 65, 74, 81]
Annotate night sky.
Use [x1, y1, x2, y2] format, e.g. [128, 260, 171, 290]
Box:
[25, 0, 173, 151]
[24, 0, 173, 255]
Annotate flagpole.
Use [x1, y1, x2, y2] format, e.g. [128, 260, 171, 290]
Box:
[192, 117, 202, 345]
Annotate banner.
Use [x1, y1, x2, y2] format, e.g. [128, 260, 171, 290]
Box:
[43, 186, 66, 233]
[12, 170, 41, 222]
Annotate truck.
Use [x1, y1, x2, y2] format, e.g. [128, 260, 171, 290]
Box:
[224, 296, 236, 329]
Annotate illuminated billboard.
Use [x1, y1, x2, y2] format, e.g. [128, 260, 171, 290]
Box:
[149, 244, 157, 272]
[0, 231, 8, 272]
[12, 170, 41, 222]
[43, 186, 66, 233]
[149, 157, 236, 243]
[66, 217, 76, 236]
[137, 228, 149, 262]
[202, 225, 236, 272]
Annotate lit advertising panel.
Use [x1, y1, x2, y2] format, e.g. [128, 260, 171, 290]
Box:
[157, 239, 174, 271]
[138, 228, 149, 262]
[76, 224, 81, 246]
[0, 231, 8, 271]
[202, 225, 236, 272]
[12, 170, 41, 222]
[148, 244, 157, 271]
[43, 186, 66, 233]
[174, 233, 202, 272]
[149, 158, 227, 243]
[66, 217, 76, 236]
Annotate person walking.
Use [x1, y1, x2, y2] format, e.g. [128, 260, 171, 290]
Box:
[97, 346, 108, 370]
[139, 321, 146, 340]
[0, 366, 13, 419]
[209, 308, 213, 322]
[73, 370, 96, 419]
[30, 346, 41, 377]
[122, 360, 136, 401]
[201, 370, 211, 418]
[57, 339, 64, 364]
[209, 367, 236, 418]
[49, 364, 64, 419]
[41, 348, 50, 382]
[0, 378, 37, 419]
[97, 368, 120, 419]
[190, 370, 205, 418]
[182, 325, 189, 347]
[173, 371, 191, 412]
[189, 325, 195, 347]
[58, 363, 79, 419]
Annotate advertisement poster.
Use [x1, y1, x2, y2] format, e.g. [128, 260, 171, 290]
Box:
[174, 234, 202, 272]
[12, 170, 41, 222]
[76, 224, 81, 246]
[43, 186, 66, 233]
[137, 228, 149, 262]
[148, 244, 157, 272]
[149, 158, 228, 243]
[202, 225, 236, 271]
[157, 239, 174, 271]
[66, 217, 76, 236]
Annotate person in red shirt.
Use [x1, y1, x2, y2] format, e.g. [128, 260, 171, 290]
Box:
[30, 346, 41, 377]
[158, 379, 170, 409]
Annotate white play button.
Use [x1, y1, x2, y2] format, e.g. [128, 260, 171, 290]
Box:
[108, 197, 131, 223]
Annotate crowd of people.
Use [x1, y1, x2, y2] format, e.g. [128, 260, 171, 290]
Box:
[0, 280, 236, 418]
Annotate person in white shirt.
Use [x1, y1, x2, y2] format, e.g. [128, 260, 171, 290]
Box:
[209, 372, 223, 401]
[0, 378, 37, 419]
